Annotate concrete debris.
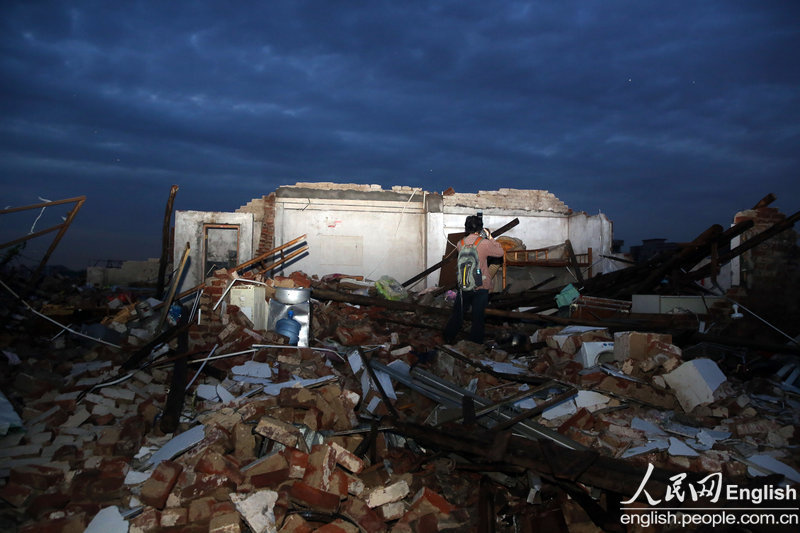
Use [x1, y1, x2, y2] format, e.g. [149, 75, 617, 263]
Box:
[230, 490, 279, 533]
[663, 358, 727, 412]
[1, 201, 799, 532]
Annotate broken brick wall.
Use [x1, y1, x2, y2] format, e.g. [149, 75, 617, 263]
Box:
[236, 193, 276, 257]
[729, 206, 800, 340]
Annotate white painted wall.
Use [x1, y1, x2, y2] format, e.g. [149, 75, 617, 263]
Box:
[274, 197, 426, 282]
[180, 186, 618, 293]
[426, 208, 615, 288]
[566, 212, 616, 275]
[174, 210, 254, 293]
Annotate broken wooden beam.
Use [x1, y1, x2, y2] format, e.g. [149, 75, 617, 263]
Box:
[312, 285, 675, 332]
[156, 242, 190, 333]
[687, 209, 800, 281]
[165, 234, 308, 306]
[390, 420, 679, 502]
[565, 239, 585, 286]
[623, 224, 723, 297]
[160, 311, 190, 434]
[157, 185, 179, 299]
[1, 196, 86, 287]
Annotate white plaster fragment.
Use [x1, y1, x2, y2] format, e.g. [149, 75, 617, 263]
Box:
[196, 384, 219, 401]
[232, 360, 273, 379]
[63, 407, 91, 428]
[84, 506, 127, 533]
[365, 480, 410, 508]
[668, 437, 699, 457]
[217, 384, 235, 404]
[230, 490, 278, 533]
[124, 469, 152, 485]
[145, 424, 205, 467]
[747, 454, 800, 485]
[664, 359, 726, 412]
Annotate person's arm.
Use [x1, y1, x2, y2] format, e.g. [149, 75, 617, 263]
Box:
[482, 230, 505, 257]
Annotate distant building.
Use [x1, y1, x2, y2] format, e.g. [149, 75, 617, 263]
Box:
[629, 238, 679, 263]
[86, 258, 160, 287]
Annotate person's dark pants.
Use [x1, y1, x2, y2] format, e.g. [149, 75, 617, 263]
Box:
[443, 289, 489, 344]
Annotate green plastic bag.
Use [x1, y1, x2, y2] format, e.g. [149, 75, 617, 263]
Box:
[375, 275, 409, 301]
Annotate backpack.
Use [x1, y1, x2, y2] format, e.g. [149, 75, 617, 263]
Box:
[456, 237, 483, 291]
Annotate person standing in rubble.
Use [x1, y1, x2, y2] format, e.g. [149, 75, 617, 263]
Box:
[444, 214, 505, 344]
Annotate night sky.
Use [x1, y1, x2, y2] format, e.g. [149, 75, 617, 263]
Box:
[2, 1, 798, 271]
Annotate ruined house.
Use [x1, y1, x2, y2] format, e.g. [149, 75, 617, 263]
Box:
[174, 182, 616, 294]
[1, 189, 798, 532]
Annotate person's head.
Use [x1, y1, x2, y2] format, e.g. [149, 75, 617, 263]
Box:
[465, 215, 483, 234]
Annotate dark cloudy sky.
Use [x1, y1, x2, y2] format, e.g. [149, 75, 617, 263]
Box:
[2, 1, 798, 270]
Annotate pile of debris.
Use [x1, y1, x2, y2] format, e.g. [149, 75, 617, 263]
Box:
[1, 202, 799, 532]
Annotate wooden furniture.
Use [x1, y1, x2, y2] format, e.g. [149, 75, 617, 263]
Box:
[502, 245, 592, 288]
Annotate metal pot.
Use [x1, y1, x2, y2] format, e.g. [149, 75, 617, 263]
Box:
[274, 287, 311, 304]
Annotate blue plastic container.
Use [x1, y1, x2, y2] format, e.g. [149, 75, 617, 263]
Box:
[275, 310, 301, 345]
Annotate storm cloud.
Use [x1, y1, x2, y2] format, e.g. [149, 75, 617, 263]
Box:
[1, 1, 798, 268]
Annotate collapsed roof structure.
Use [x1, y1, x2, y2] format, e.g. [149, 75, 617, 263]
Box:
[0, 185, 798, 532]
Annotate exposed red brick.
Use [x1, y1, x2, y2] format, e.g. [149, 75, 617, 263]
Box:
[329, 441, 365, 474]
[274, 489, 290, 528]
[279, 387, 319, 409]
[302, 444, 336, 491]
[130, 507, 161, 531]
[557, 408, 596, 434]
[27, 491, 70, 518]
[341, 497, 387, 532]
[329, 469, 350, 499]
[279, 513, 313, 532]
[98, 457, 129, 477]
[10, 464, 65, 491]
[195, 449, 244, 485]
[18, 513, 86, 533]
[283, 448, 309, 479]
[314, 523, 350, 533]
[411, 487, 455, 515]
[91, 413, 115, 426]
[209, 512, 241, 533]
[206, 420, 234, 441]
[237, 398, 278, 422]
[251, 468, 291, 488]
[70, 468, 125, 502]
[0, 481, 33, 507]
[188, 496, 216, 523]
[160, 506, 189, 527]
[213, 501, 237, 515]
[141, 460, 183, 509]
[410, 512, 440, 533]
[288, 481, 340, 513]
[113, 415, 146, 457]
[94, 427, 122, 456]
[65, 501, 102, 520]
[180, 474, 237, 502]
[232, 421, 257, 464]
